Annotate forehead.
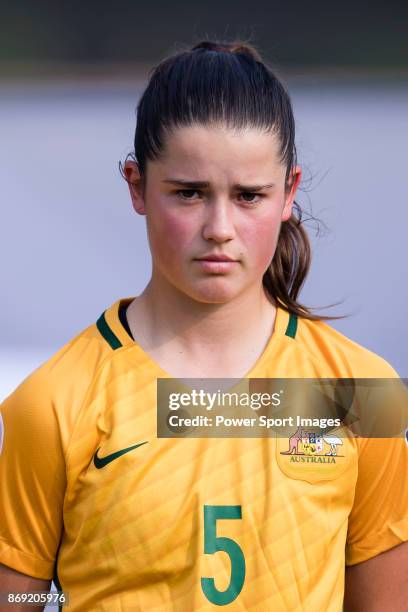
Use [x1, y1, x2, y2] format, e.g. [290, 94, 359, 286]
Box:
[152, 124, 285, 181]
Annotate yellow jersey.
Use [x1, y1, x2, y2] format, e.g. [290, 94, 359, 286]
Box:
[1, 297, 407, 611]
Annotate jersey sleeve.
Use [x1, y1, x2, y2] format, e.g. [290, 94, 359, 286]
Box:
[0, 366, 66, 580]
[345, 386, 408, 566]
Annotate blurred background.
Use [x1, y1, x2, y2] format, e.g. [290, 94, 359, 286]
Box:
[1, 0, 408, 402]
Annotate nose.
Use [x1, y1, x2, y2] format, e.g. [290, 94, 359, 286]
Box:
[202, 200, 236, 243]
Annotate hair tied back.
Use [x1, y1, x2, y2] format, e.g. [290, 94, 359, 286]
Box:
[191, 40, 262, 62]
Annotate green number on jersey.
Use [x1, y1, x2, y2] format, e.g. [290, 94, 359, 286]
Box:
[201, 505, 246, 605]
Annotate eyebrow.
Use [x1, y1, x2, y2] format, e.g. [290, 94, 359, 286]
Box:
[162, 178, 276, 191]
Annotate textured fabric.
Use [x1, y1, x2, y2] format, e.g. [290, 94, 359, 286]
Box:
[0, 297, 407, 611]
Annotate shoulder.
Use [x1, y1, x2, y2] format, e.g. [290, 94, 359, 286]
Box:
[294, 315, 399, 378]
[0, 298, 128, 452]
[3, 320, 112, 403]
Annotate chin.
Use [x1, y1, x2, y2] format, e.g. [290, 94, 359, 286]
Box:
[192, 293, 235, 305]
[185, 278, 242, 304]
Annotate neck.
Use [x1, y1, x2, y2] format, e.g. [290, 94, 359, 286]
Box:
[127, 272, 277, 353]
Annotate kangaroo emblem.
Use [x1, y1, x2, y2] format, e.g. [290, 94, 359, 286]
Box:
[281, 426, 303, 455]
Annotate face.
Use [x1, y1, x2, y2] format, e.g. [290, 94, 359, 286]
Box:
[125, 125, 301, 304]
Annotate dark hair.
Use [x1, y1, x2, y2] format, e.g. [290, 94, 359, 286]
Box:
[123, 40, 343, 321]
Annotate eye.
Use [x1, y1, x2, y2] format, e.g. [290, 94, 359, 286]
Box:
[238, 192, 262, 204]
[176, 189, 201, 200]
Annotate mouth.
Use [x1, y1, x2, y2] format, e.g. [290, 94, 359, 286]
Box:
[195, 254, 237, 262]
[193, 254, 239, 274]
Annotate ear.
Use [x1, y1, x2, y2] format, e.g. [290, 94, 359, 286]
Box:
[281, 166, 302, 222]
[124, 160, 146, 215]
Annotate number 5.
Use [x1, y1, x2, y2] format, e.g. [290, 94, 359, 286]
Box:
[201, 505, 246, 605]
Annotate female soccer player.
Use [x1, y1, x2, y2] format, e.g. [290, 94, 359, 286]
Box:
[1, 41, 407, 611]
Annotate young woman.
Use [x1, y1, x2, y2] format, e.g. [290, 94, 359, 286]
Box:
[0, 41, 407, 611]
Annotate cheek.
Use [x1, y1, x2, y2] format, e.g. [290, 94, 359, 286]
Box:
[240, 210, 282, 269]
[147, 206, 197, 262]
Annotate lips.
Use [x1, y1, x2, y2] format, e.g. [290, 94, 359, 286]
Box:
[194, 254, 238, 274]
[195, 254, 236, 262]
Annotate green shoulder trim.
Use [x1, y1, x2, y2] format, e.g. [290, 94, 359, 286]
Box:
[96, 311, 123, 350]
[285, 313, 298, 339]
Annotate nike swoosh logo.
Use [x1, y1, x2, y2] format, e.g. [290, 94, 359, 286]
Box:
[93, 441, 148, 469]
